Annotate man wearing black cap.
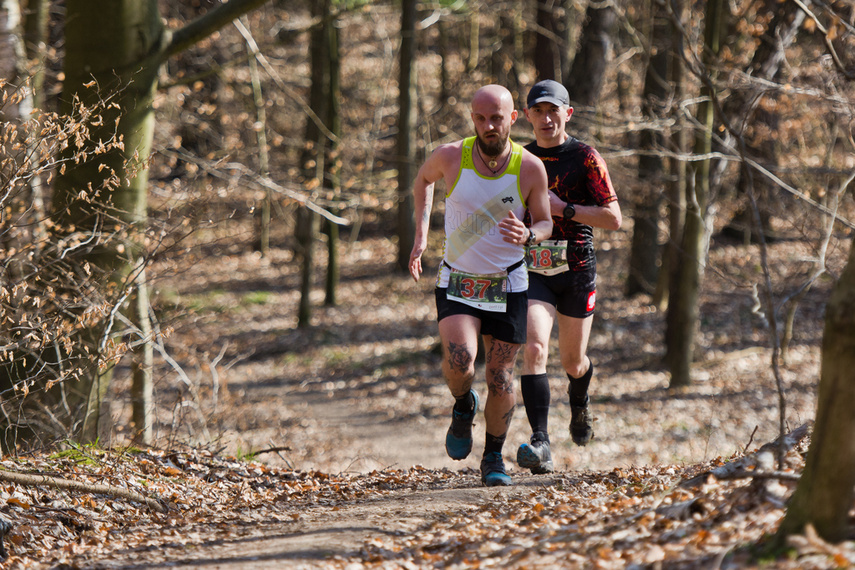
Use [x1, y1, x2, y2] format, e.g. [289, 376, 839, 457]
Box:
[516, 79, 622, 474]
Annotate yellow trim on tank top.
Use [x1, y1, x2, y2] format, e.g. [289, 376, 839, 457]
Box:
[447, 136, 526, 208]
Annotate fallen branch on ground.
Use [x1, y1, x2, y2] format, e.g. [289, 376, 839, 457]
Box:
[0, 469, 167, 513]
[680, 423, 811, 488]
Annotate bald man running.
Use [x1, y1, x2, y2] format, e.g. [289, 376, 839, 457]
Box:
[409, 85, 553, 486]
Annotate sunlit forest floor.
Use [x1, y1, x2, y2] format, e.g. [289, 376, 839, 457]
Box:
[114, 216, 830, 478]
[47, 217, 843, 569]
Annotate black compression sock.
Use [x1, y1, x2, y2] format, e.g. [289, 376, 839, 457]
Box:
[484, 432, 506, 456]
[520, 373, 550, 438]
[453, 390, 476, 414]
[568, 361, 594, 407]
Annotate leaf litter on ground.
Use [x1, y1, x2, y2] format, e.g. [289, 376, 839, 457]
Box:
[0, 429, 853, 568]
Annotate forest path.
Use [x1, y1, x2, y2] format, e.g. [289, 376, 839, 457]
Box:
[90, 236, 825, 568]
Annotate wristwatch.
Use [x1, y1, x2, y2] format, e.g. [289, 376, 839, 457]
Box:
[525, 228, 537, 246]
[563, 203, 576, 220]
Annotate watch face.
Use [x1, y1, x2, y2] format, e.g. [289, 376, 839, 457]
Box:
[564, 204, 575, 219]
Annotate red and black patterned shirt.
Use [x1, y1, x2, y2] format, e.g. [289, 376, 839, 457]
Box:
[525, 136, 617, 271]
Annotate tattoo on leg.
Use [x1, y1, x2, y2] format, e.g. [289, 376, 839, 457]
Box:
[487, 339, 520, 364]
[446, 341, 473, 375]
[502, 407, 514, 429]
[487, 366, 514, 397]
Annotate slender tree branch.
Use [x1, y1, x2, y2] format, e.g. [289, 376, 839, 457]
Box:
[160, 0, 273, 63]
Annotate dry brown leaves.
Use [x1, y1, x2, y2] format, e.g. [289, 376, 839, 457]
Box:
[354, 457, 855, 570]
[0, 447, 467, 568]
[0, 440, 852, 569]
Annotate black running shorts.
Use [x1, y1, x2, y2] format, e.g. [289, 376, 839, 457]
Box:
[528, 267, 597, 318]
[434, 289, 528, 345]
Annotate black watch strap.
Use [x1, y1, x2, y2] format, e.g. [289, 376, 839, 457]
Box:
[525, 228, 537, 246]
[563, 203, 576, 220]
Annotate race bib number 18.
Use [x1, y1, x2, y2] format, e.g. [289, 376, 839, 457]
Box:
[526, 239, 570, 275]
[447, 270, 508, 312]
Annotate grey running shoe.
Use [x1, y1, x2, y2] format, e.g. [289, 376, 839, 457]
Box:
[570, 398, 594, 446]
[445, 389, 479, 460]
[480, 452, 512, 486]
[517, 433, 554, 474]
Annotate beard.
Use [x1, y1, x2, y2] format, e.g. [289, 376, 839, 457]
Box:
[475, 132, 508, 157]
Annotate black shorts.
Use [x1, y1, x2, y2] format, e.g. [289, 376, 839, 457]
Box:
[528, 267, 597, 318]
[435, 288, 528, 345]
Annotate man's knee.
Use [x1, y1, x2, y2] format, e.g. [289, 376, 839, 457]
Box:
[443, 342, 477, 379]
[486, 366, 516, 398]
[564, 356, 589, 379]
[524, 339, 549, 368]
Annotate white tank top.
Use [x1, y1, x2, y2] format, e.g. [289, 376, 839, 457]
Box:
[437, 137, 528, 291]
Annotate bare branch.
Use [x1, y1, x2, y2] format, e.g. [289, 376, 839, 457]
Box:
[160, 0, 273, 63]
[0, 468, 166, 513]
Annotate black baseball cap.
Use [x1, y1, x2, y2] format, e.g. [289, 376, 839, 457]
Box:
[526, 79, 570, 108]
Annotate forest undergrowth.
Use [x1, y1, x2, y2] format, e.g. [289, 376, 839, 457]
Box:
[0, 220, 851, 568]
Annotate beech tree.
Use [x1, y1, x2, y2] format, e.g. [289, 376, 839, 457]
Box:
[396, 0, 417, 273]
[0, 0, 274, 448]
[665, 0, 728, 387]
[776, 238, 855, 545]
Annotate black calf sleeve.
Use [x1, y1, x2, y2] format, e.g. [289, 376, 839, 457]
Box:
[568, 361, 593, 407]
[520, 373, 550, 437]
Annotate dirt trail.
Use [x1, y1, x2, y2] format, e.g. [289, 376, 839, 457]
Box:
[91, 236, 824, 567]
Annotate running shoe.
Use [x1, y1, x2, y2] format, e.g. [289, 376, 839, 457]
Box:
[570, 397, 594, 446]
[480, 452, 512, 486]
[517, 432, 554, 474]
[445, 389, 479, 460]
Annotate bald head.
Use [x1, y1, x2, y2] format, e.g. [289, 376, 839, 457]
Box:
[469, 84, 518, 158]
[472, 84, 514, 114]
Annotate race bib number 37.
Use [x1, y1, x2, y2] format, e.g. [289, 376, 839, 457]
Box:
[447, 270, 508, 312]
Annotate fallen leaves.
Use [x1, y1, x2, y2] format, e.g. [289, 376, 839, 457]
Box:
[0, 439, 851, 568]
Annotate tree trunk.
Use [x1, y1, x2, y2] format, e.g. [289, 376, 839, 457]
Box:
[297, 207, 317, 328]
[1, 0, 39, 247]
[396, 0, 417, 273]
[467, 7, 479, 72]
[297, 0, 328, 326]
[324, 7, 341, 306]
[299, 0, 341, 311]
[654, 0, 687, 310]
[245, 19, 271, 257]
[130, 270, 153, 445]
[776, 239, 855, 544]
[626, 0, 671, 297]
[565, 2, 616, 110]
[1, 0, 35, 207]
[35, 0, 270, 444]
[438, 15, 450, 108]
[534, 0, 572, 82]
[666, 0, 726, 387]
[324, 220, 339, 306]
[20, 0, 49, 111]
